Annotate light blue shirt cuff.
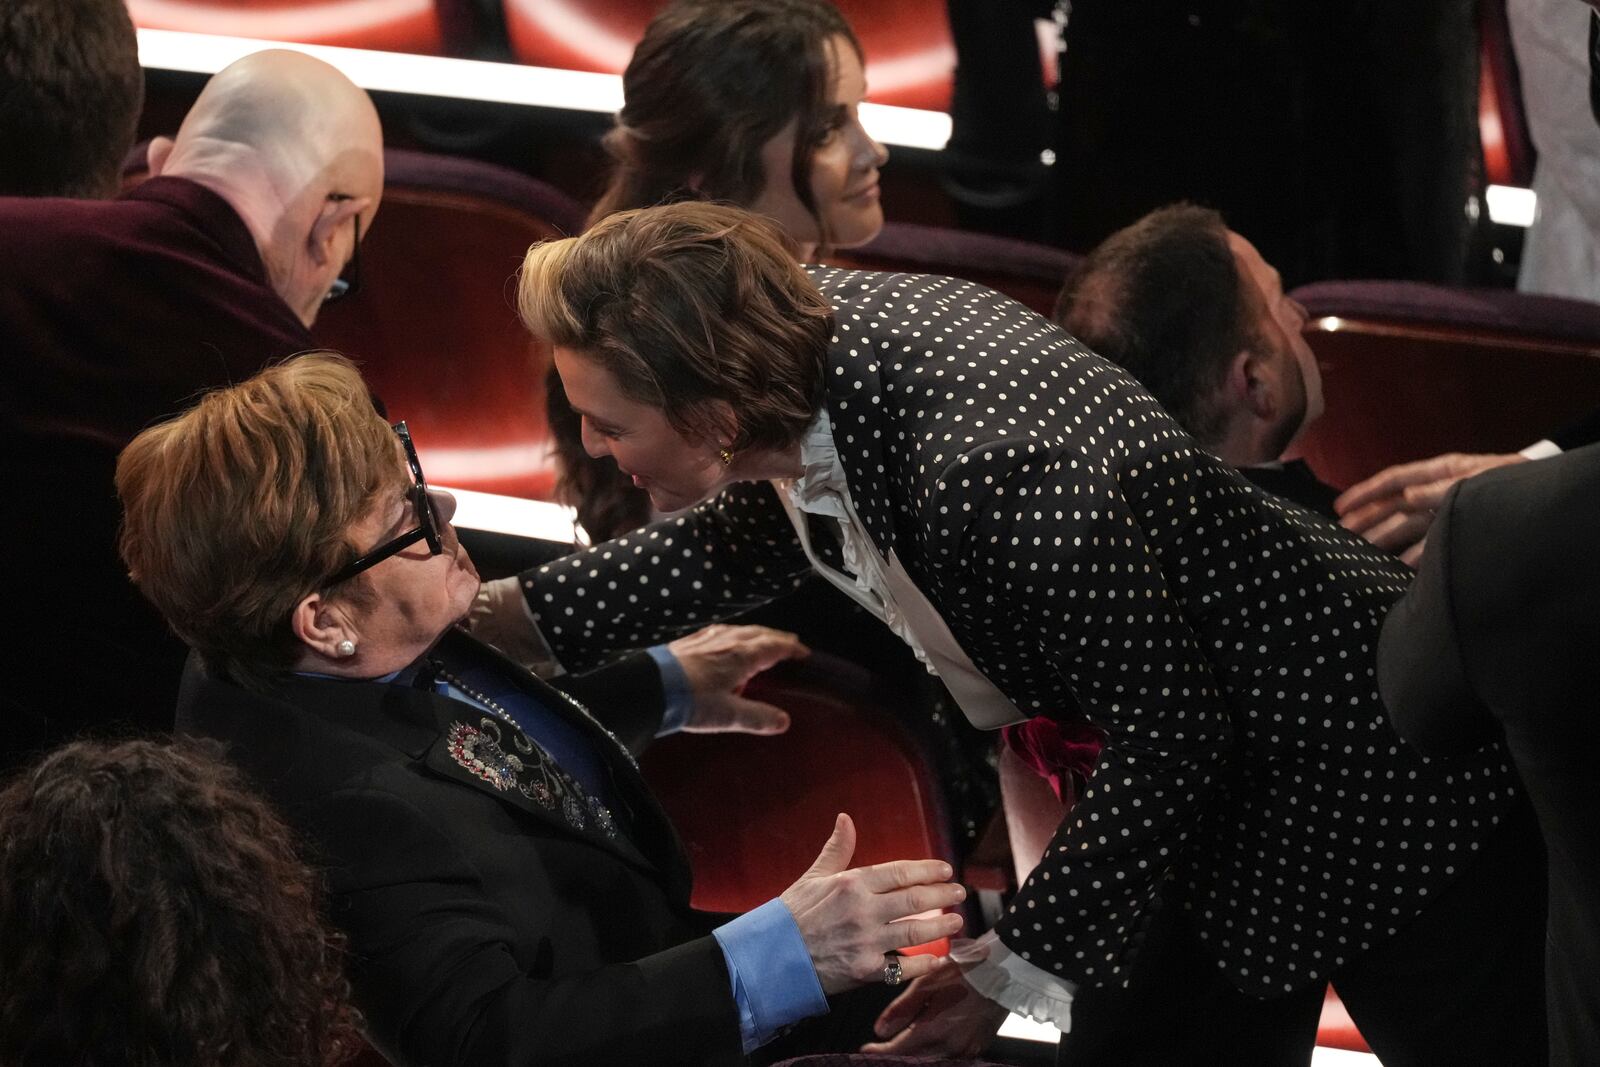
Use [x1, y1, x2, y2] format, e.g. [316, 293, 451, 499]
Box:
[712, 898, 828, 1053]
[646, 644, 693, 736]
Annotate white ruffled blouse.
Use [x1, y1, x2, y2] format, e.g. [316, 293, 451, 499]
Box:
[774, 409, 1078, 1030]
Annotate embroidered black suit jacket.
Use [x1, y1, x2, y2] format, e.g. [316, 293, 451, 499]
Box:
[519, 268, 1521, 998]
[175, 629, 744, 1067]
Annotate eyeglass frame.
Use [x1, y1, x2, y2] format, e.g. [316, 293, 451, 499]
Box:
[322, 194, 363, 304]
[323, 421, 442, 587]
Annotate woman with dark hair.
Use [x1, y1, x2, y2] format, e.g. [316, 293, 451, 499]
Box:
[0, 737, 360, 1067]
[554, 0, 888, 540]
[113, 351, 964, 1067]
[594, 0, 886, 260]
[501, 201, 1547, 1064]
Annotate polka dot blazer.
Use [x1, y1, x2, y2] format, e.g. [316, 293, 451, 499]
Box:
[520, 268, 1519, 995]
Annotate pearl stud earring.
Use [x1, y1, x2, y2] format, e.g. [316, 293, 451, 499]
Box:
[336, 639, 356, 657]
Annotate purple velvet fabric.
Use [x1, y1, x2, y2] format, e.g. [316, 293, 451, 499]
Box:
[853, 222, 1078, 285]
[1291, 279, 1600, 346]
[381, 147, 588, 235]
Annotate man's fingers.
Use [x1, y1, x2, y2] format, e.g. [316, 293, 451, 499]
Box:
[1400, 477, 1457, 514]
[717, 697, 791, 735]
[891, 951, 950, 986]
[1361, 510, 1432, 553]
[1338, 496, 1402, 536]
[888, 911, 966, 949]
[857, 857, 955, 893]
[1335, 454, 1463, 516]
[1335, 462, 1429, 517]
[802, 813, 857, 879]
[1400, 536, 1428, 569]
[872, 974, 938, 1038]
[870, 882, 968, 923]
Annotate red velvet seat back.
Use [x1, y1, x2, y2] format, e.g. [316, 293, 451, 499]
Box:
[1478, 0, 1535, 189]
[126, 0, 452, 54]
[311, 149, 587, 499]
[640, 654, 954, 953]
[1288, 280, 1600, 489]
[501, 0, 957, 111]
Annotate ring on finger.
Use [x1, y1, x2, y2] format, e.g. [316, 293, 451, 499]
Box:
[882, 954, 905, 987]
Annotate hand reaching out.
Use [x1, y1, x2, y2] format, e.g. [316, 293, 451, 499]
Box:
[668, 624, 808, 735]
[780, 813, 967, 995]
[1335, 451, 1525, 566]
[862, 952, 1010, 1056]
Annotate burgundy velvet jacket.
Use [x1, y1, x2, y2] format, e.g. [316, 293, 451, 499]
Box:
[0, 178, 314, 755]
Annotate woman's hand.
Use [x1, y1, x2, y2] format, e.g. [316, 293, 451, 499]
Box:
[669, 624, 808, 734]
[861, 959, 1010, 1056]
[780, 813, 966, 995]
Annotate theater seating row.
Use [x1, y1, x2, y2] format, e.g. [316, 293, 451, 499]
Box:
[128, 0, 960, 111]
[128, 0, 1535, 196]
[298, 148, 1600, 505]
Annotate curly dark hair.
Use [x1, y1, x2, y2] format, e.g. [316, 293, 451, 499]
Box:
[0, 738, 361, 1067]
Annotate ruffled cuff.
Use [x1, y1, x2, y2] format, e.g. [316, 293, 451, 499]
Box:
[952, 930, 1076, 1032]
[465, 576, 564, 678]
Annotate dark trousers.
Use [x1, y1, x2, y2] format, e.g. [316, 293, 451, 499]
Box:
[1058, 802, 1547, 1066]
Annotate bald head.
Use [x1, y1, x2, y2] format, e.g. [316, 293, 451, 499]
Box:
[149, 51, 384, 326]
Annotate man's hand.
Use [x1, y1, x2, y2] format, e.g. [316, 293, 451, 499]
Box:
[668, 624, 808, 735]
[780, 814, 967, 995]
[862, 957, 1010, 1056]
[1335, 452, 1525, 566]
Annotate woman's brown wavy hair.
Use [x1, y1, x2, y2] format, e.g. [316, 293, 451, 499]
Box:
[0, 737, 360, 1067]
[589, 0, 860, 246]
[521, 201, 833, 461]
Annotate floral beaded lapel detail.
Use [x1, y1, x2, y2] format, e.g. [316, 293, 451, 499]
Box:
[438, 714, 620, 841]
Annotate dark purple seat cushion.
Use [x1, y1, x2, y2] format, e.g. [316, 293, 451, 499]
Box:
[381, 147, 587, 235]
[855, 221, 1078, 283]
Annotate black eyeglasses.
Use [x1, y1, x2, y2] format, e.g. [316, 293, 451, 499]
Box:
[324, 422, 442, 587]
[323, 195, 363, 304]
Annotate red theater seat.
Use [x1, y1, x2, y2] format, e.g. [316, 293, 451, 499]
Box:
[1478, 0, 1534, 189]
[126, 0, 453, 55]
[311, 149, 588, 500]
[639, 654, 956, 955]
[831, 222, 1078, 318]
[1288, 280, 1600, 488]
[502, 0, 957, 112]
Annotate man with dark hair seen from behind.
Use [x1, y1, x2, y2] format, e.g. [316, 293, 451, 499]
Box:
[0, 50, 380, 767]
[0, 0, 144, 198]
[1055, 203, 1332, 514]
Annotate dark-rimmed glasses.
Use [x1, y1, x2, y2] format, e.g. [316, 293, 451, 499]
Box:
[324, 422, 441, 586]
[323, 194, 363, 304]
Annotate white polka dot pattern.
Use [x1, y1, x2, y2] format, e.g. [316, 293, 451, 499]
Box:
[520, 268, 1520, 995]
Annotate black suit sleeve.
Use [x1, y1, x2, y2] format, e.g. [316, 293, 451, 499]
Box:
[551, 650, 666, 756]
[318, 788, 744, 1067]
[1376, 483, 1499, 755]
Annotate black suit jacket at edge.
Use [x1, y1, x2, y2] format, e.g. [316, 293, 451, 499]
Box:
[519, 268, 1522, 998]
[1379, 444, 1600, 1064]
[176, 628, 745, 1067]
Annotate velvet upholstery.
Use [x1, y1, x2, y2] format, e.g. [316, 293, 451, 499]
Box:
[1288, 279, 1600, 489]
[311, 148, 588, 499]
